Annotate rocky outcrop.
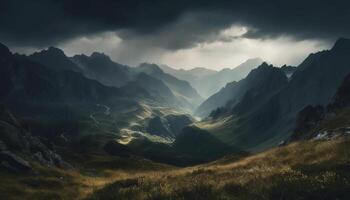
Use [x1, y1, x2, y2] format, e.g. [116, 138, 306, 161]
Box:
[0, 104, 71, 171]
[291, 105, 325, 140]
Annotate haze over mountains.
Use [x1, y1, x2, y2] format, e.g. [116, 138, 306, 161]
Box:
[1, 37, 350, 164]
[161, 58, 264, 98]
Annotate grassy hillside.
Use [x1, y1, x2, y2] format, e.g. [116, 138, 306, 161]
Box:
[2, 137, 350, 200]
[85, 138, 350, 200]
[0, 156, 173, 200]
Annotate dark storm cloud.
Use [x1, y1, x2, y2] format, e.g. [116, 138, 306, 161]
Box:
[1, 0, 350, 49]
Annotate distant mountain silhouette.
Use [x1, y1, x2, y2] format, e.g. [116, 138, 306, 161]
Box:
[160, 65, 217, 96]
[160, 65, 217, 80]
[161, 58, 263, 98]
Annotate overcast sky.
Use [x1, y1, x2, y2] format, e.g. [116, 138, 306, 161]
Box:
[1, 0, 348, 70]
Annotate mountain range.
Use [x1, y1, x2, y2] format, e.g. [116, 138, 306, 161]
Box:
[2, 38, 350, 199]
[1, 38, 350, 165]
[195, 38, 350, 151]
[0, 41, 245, 169]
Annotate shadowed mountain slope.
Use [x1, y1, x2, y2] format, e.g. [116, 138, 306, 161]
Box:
[196, 62, 288, 118]
[197, 38, 350, 151]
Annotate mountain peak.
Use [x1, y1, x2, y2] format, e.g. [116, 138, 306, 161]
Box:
[139, 63, 164, 74]
[257, 62, 272, 69]
[232, 57, 264, 72]
[29, 46, 82, 72]
[90, 52, 111, 61]
[246, 62, 285, 81]
[246, 57, 263, 63]
[46, 46, 66, 56]
[331, 37, 350, 52]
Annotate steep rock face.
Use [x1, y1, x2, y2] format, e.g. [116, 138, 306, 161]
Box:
[291, 105, 325, 140]
[72, 52, 133, 87]
[291, 72, 350, 140]
[197, 38, 350, 151]
[258, 38, 350, 128]
[196, 63, 288, 118]
[242, 38, 350, 147]
[232, 64, 288, 115]
[329, 72, 350, 110]
[282, 38, 350, 113]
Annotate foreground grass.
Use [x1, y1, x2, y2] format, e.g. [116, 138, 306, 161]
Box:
[86, 138, 350, 200]
[1, 138, 350, 200]
[0, 155, 174, 200]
